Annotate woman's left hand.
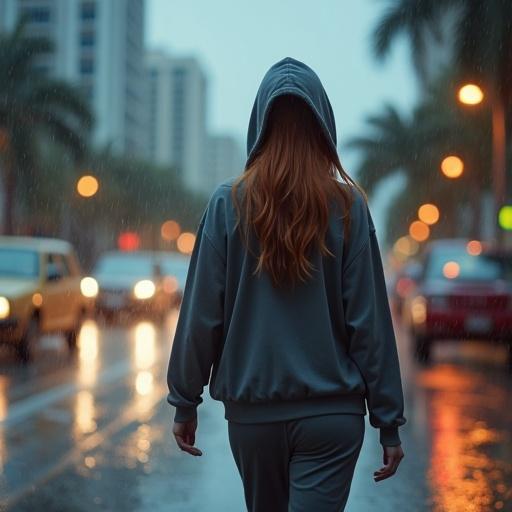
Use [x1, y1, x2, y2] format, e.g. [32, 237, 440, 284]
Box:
[173, 419, 203, 456]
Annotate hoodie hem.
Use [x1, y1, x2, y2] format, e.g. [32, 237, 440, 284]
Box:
[222, 393, 366, 424]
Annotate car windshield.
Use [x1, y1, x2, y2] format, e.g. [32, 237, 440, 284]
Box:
[0, 248, 39, 278]
[95, 254, 154, 277]
[426, 248, 511, 282]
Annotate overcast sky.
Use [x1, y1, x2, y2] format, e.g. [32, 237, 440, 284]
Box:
[146, 0, 418, 236]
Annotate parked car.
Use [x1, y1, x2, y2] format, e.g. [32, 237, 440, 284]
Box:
[390, 261, 422, 318]
[158, 253, 191, 307]
[93, 251, 175, 320]
[0, 236, 91, 361]
[404, 239, 512, 365]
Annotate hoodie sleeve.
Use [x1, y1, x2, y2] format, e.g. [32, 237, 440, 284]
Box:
[342, 192, 406, 446]
[166, 194, 226, 423]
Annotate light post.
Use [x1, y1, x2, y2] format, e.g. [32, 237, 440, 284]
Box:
[458, 83, 506, 246]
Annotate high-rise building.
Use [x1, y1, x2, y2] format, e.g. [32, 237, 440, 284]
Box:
[0, 0, 147, 157]
[146, 51, 208, 193]
[206, 134, 244, 191]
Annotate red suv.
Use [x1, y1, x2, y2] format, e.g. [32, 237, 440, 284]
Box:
[405, 239, 512, 366]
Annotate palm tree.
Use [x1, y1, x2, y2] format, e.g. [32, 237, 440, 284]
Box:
[372, 0, 447, 83]
[346, 71, 493, 244]
[373, 0, 512, 125]
[0, 20, 93, 234]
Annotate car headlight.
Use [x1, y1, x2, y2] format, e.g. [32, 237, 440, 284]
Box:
[80, 277, 99, 298]
[134, 280, 155, 300]
[0, 296, 10, 319]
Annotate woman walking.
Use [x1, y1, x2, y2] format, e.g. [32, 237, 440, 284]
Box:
[166, 57, 406, 511]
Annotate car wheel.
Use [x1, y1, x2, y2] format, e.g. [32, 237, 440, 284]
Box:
[413, 334, 431, 364]
[18, 316, 40, 363]
[66, 311, 84, 351]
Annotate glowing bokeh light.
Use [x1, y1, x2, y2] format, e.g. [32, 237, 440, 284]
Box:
[80, 277, 99, 298]
[161, 220, 181, 241]
[441, 156, 464, 179]
[418, 203, 440, 225]
[466, 240, 482, 256]
[177, 232, 196, 254]
[458, 84, 484, 105]
[498, 205, 512, 231]
[409, 220, 430, 242]
[443, 261, 460, 279]
[77, 175, 99, 198]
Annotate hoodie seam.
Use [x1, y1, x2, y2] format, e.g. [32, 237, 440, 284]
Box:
[203, 228, 226, 265]
[343, 235, 370, 274]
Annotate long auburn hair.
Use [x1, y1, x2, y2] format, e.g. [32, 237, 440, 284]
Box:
[232, 94, 365, 288]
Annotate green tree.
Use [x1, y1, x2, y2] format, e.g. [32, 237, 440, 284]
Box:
[373, 0, 512, 130]
[346, 71, 492, 244]
[0, 20, 93, 234]
[372, 0, 446, 82]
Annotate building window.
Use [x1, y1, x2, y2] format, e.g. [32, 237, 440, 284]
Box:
[80, 58, 94, 75]
[81, 2, 96, 21]
[21, 7, 51, 23]
[80, 31, 95, 47]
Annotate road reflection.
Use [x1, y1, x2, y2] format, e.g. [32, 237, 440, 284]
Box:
[418, 363, 512, 511]
[74, 390, 97, 437]
[77, 320, 99, 388]
[0, 377, 7, 422]
[132, 321, 159, 417]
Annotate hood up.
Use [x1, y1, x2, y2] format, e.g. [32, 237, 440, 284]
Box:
[246, 57, 338, 168]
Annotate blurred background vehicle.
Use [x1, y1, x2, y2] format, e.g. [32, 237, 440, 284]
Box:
[93, 250, 177, 321]
[0, 236, 91, 361]
[390, 260, 423, 319]
[158, 252, 191, 306]
[404, 239, 512, 366]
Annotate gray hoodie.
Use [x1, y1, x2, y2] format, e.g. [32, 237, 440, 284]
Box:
[166, 57, 406, 446]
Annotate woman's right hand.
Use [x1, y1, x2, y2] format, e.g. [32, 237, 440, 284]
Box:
[373, 445, 404, 482]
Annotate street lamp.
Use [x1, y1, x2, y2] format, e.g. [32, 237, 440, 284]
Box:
[458, 83, 507, 245]
[77, 175, 99, 198]
[177, 232, 196, 254]
[458, 84, 484, 105]
[409, 220, 430, 242]
[418, 203, 440, 225]
[440, 155, 464, 179]
[161, 220, 181, 242]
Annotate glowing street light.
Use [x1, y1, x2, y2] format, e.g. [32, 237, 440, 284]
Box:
[458, 84, 484, 105]
[418, 203, 440, 225]
[161, 220, 181, 241]
[409, 220, 430, 242]
[440, 155, 464, 179]
[177, 232, 196, 254]
[77, 175, 99, 198]
[456, 83, 507, 246]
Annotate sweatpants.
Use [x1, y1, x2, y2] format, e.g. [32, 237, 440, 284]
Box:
[228, 413, 365, 512]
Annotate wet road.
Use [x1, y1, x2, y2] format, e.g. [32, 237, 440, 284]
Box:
[0, 309, 511, 511]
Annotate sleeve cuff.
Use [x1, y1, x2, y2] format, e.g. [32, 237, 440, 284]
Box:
[379, 426, 401, 446]
[174, 406, 198, 423]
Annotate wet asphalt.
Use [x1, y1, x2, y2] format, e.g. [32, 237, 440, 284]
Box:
[0, 308, 511, 512]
